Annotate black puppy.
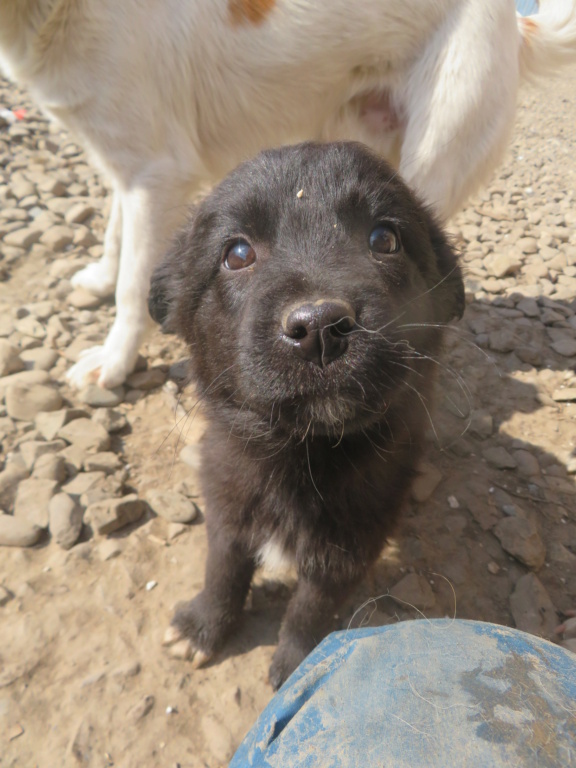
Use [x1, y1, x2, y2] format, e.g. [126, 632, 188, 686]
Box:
[149, 141, 464, 689]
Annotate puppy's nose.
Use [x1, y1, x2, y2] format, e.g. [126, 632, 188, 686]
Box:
[282, 299, 356, 366]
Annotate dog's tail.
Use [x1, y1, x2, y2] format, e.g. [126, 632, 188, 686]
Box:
[518, 0, 576, 80]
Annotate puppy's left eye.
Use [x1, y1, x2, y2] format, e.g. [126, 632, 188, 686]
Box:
[369, 224, 400, 256]
[223, 240, 256, 270]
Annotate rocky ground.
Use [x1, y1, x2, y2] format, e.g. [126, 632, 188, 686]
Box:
[0, 66, 575, 767]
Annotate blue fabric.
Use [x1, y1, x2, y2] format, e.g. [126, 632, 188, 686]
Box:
[516, 0, 539, 15]
[231, 620, 576, 767]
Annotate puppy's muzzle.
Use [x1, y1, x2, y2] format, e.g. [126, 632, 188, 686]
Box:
[281, 299, 356, 367]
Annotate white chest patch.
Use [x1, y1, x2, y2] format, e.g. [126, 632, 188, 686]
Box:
[256, 537, 295, 575]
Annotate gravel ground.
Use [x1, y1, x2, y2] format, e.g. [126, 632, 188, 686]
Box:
[0, 67, 575, 767]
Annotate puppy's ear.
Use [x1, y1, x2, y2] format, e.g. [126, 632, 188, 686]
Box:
[427, 216, 465, 322]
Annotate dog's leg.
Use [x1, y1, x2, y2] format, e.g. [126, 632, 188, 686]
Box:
[269, 574, 358, 690]
[163, 526, 255, 666]
[66, 176, 190, 389]
[71, 190, 122, 297]
[398, 2, 520, 220]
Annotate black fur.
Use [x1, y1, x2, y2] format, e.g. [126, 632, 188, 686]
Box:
[150, 142, 464, 689]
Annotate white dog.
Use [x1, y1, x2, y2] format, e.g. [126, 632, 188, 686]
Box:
[1, 0, 575, 388]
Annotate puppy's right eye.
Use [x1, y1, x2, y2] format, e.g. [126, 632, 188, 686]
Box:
[223, 240, 256, 270]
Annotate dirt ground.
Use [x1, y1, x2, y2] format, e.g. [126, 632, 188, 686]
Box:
[0, 67, 575, 767]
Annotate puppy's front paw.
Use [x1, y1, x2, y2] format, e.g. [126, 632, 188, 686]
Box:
[66, 345, 134, 389]
[71, 262, 116, 298]
[162, 626, 212, 668]
[268, 642, 310, 691]
[163, 594, 238, 667]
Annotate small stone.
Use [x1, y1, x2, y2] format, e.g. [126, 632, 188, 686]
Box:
[0, 340, 24, 377]
[516, 298, 540, 318]
[3, 227, 42, 248]
[126, 368, 168, 390]
[517, 237, 538, 254]
[551, 339, 576, 357]
[91, 408, 127, 433]
[6, 382, 63, 421]
[512, 450, 540, 478]
[39, 225, 74, 252]
[20, 347, 59, 371]
[14, 478, 58, 528]
[35, 408, 89, 441]
[84, 453, 123, 473]
[49, 493, 83, 550]
[62, 471, 105, 497]
[515, 346, 543, 366]
[174, 479, 201, 498]
[0, 513, 42, 547]
[0, 370, 50, 400]
[0, 585, 13, 605]
[552, 388, 576, 402]
[146, 490, 199, 524]
[179, 444, 202, 470]
[389, 573, 436, 611]
[128, 695, 155, 723]
[85, 494, 147, 535]
[145, 580, 157, 591]
[493, 516, 546, 569]
[20, 439, 67, 470]
[510, 573, 558, 638]
[32, 454, 67, 483]
[167, 522, 187, 541]
[64, 202, 94, 224]
[58, 445, 87, 474]
[67, 288, 104, 310]
[469, 410, 493, 439]
[0, 462, 30, 508]
[58, 419, 111, 452]
[112, 661, 140, 678]
[487, 254, 522, 278]
[447, 495, 460, 509]
[78, 385, 125, 408]
[99, 539, 123, 561]
[487, 562, 500, 575]
[488, 330, 516, 353]
[482, 447, 517, 470]
[411, 462, 443, 502]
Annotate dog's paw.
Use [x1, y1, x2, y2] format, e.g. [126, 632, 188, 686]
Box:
[71, 262, 116, 298]
[162, 625, 212, 668]
[268, 642, 310, 691]
[66, 345, 133, 390]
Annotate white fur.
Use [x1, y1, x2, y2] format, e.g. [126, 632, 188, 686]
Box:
[1, 0, 575, 387]
[257, 537, 295, 575]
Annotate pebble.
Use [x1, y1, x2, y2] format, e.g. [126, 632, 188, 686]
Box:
[20, 347, 59, 371]
[493, 516, 546, 569]
[67, 288, 104, 310]
[411, 462, 443, 503]
[469, 410, 493, 439]
[83, 452, 123, 473]
[49, 493, 83, 549]
[0, 585, 12, 606]
[0, 513, 42, 547]
[78, 385, 125, 408]
[57, 419, 111, 453]
[91, 407, 127, 433]
[98, 539, 123, 561]
[0, 340, 24, 377]
[13, 478, 58, 528]
[551, 339, 576, 357]
[179, 444, 202, 470]
[552, 388, 576, 402]
[389, 573, 436, 610]
[85, 495, 147, 535]
[510, 573, 558, 638]
[512, 450, 540, 478]
[6, 382, 63, 421]
[126, 368, 168, 391]
[482, 447, 517, 470]
[0, 462, 29, 507]
[36, 408, 89, 441]
[62, 471, 105, 498]
[128, 695, 155, 723]
[32, 454, 67, 483]
[20, 439, 67, 470]
[146, 490, 199, 524]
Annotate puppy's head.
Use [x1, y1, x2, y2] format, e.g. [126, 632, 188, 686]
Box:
[149, 142, 464, 437]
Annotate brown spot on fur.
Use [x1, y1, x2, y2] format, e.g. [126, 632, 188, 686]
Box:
[520, 15, 538, 45]
[229, 0, 275, 26]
